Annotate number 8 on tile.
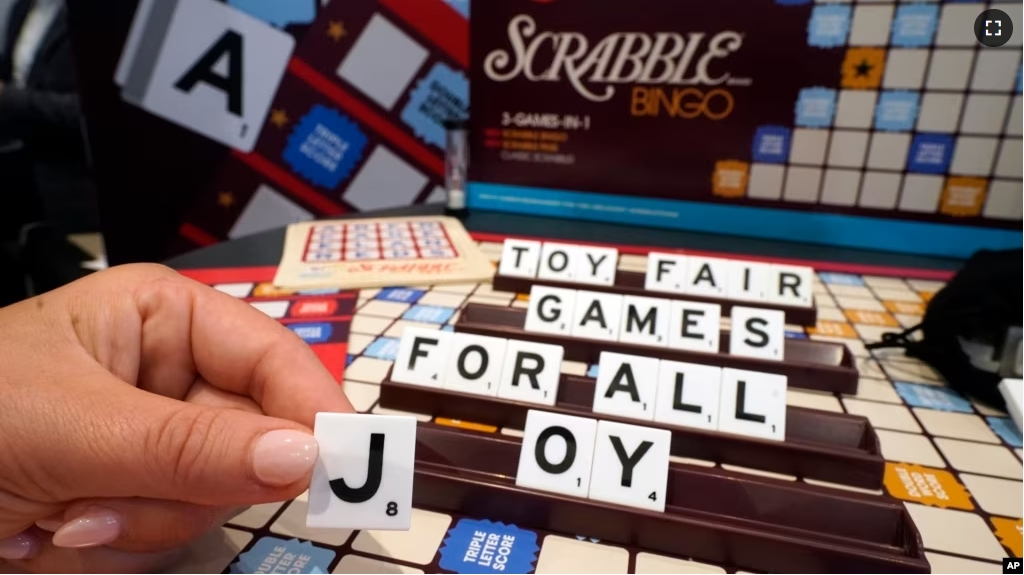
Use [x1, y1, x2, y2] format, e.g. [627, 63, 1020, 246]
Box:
[307, 413, 416, 531]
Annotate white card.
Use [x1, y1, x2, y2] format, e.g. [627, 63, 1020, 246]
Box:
[307, 413, 416, 530]
[668, 300, 721, 354]
[592, 352, 660, 422]
[130, 0, 295, 152]
[644, 253, 688, 294]
[654, 361, 723, 431]
[516, 410, 598, 499]
[574, 246, 618, 286]
[588, 420, 671, 513]
[390, 328, 453, 388]
[767, 264, 815, 308]
[497, 340, 565, 406]
[684, 256, 730, 298]
[524, 285, 578, 336]
[571, 291, 623, 342]
[729, 306, 786, 361]
[727, 261, 770, 302]
[498, 239, 543, 278]
[442, 333, 508, 396]
[619, 295, 671, 348]
[538, 243, 580, 282]
[718, 369, 787, 441]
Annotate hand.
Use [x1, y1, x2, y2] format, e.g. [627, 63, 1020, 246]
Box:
[0, 264, 354, 573]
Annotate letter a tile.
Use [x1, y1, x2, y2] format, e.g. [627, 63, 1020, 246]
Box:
[307, 413, 417, 530]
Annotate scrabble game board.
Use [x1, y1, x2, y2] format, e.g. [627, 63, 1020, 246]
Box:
[170, 234, 1022, 575]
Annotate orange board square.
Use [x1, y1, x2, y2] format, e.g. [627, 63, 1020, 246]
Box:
[845, 309, 900, 327]
[435, 417, 498, 433]
[712, 160, 749, 198]
[884, 300, 926, 315]
[884, 463, 974, 511]
[807, 321, 858, 338]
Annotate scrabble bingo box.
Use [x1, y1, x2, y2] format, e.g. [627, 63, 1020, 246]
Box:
[467, 0, 1023, 259]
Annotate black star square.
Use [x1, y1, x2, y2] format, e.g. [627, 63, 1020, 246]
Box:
[854, 60, 873, 77]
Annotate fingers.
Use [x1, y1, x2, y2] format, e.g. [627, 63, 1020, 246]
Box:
[7, 527, 188, 574]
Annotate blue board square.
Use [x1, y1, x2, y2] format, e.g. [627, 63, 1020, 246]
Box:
[230, 537, 335, 574]
[807, 5, 852, 48]
[377, 287, 426, 303]
[283, 105, 367, 190]
[776, 0, 811, 5]
[786, 330, 809, 339]
[346, 354, 355, 367]
[818, 272, 865, 286]
[364, 337, 401, 361]
[587, 364, 600, 378]
[441, 324, 455, 332]
[439, 519, 539, 574]
[752, 126, 792, 163]
[227, 0, 316, 27]
[894, 382, 974, 413]
[403, 305, 456, 324]
[400, 62, 469, 149]
[875, 91, 919, 132]
[907, 134, 954, 174]
[891, 4, 938, 47]
[289, 322, 333, 344]
[795, 88, 837, 128]
[986, 417, 1023, 448]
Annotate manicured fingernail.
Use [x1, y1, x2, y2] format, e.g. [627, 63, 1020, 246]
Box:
[35, 517, 64, 532]
[253, 430, 318, 486]
[52, 508, 122, 549]
[0, 532, 39, 559]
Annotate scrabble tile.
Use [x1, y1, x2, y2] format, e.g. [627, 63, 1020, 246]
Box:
[720, 464, 796, 482]
[524, 285, 578, 336]
[684, 256, 731, 298]
[718, 368, 787, 441]
[588, 420, 672, 512]
[668, 300, 721, 354]
[516, 410, 599, 498]
[654, 361, 723, 431]
[570, 291, 623, 342]
[442, 333, 508, 397]
[767, 264, 815, 308]
[574, 246, 619, 286]
[498, 339, 565, 406]
[538, 242, 580, 282]
[560, 360, 588, 376]
[390, 328, 453, 388]
[644, 252, 688, 294]
[618, 295, 671, 348]
[728, 306, 786, 361]
[727, 261, 770, 302]
[350, 509, 452, 565]
[271, 491, 353, 546]
[308, 413, 416, 530]
[498, 239, 543, 278]
[592, 352, 661, 422]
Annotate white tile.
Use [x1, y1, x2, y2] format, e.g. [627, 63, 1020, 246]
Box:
[619, 295, 671, 348]
[308, 413, 416, 530]
[898, 175, 943, 213]
[827, 130, 869, 167]
[390, 328, 452, 388]
[344, 146, 428, 212]
[783, 166, 823, 203]
[516, 410, 599, 499]
[767, 264, 815, 308]
[925, 50, 974, 89]
[729, 306, 785, 361]
[917, 93, 963, 133]
[867, 133, 911, 170]
[970, 50, 1021, 92]
[718, 369, 788, 441]
[571, 291, 623, 342]
[654, 361, 723, 432]
[442, 333, 507, 397]
[538, 242, 581, 282]
[747, 163, 785, 199]
[983, 180, 1024, 220]
[859, 172, 901, 209]
[593, 352, 661, 422]
[882, 49, 928, 89]
[849, 5, 894, 45]
[820, 169, 861, 206]
[575, 246, 619, 287]
[644, 252, 688, 295]
[789, 129, 830, 165]
[684, 256, 730, 298]
[835, 90, 878, 128]
[994, 139, 1023, 179]
[337, 14, 428, 109]
[250, 300, 290, 319]
[1006, 96, 1022, 137]
[935, 4, 981, 46]
[669, 300, 722, 354]
[960, 94, 1011, 136]
[498, 339, 565, 406]
[588, 420, 672, 512]
[525, 285, 577, 336]
[950, 136, 998, 176]
[498, 239, 542, 278]
[727, 261, 770, 302]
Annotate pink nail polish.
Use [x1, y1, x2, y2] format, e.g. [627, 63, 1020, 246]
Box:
[253, 429, 318, 486]
[0, 532, 39, 560]
[35, 518, 64, 532]
[52, 509, 122, 549]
